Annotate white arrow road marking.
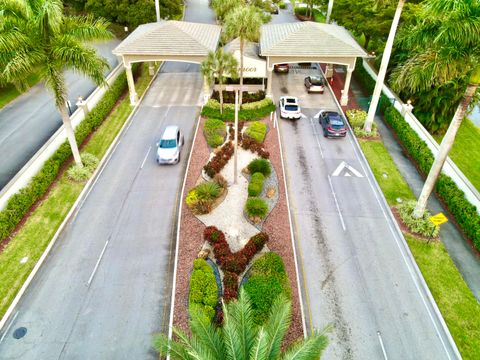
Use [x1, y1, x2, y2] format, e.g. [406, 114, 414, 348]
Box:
[300, 113, 308, 119]
[332, 161, 364, 177]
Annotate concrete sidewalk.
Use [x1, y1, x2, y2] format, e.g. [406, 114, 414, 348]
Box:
[328, 65, 480, 302]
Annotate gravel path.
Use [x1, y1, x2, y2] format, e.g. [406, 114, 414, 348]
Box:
[173, 117, 303, 343]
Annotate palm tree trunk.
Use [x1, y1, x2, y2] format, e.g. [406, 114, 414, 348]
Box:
[364, 0, 405, 133]
[239, 38, 244, 106]
[219, 80, 224, 114]
[413, 82, 478, 218]
[326, 0, 334, 24]
[59, 104, 83, 167]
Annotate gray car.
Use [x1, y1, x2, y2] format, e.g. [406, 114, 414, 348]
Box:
[157, 125, 184, 164]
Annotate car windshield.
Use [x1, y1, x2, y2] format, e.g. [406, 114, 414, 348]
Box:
[285, 105, 298, 111]
[160, 139, 177, 148]
[310, 77, 324, 85]
[330, 119, 345, 130]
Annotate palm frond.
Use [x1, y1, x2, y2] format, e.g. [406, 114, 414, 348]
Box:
[35, 0, 63, 36]
[41, 64, 67, 108]
[61, 15, 113, 42]
[153, 333, 192, 360]
[0, 48, 43, 86]
[224, 5, 263, 43]
[223, 299, 245, 360]
[263, 295, 291, 360]
[231, 289, 257, 360]
[189, 307, 226, 359]
[280, 332, 328, 360]
[0, 0, 29, 22]
[250, 327, 270, 360]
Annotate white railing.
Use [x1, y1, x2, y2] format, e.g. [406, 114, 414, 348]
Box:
[0, 63, 124, 211]
[362, 59, 480, 213]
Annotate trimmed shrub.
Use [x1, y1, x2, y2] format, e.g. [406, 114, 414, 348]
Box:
[204, 118, 226, 148]
[247, 158, 271, 177]
[241, 137, 270, 159]
[248, 172, 265, 197]
[196, 182, 221, 200]
[0, 66, 134, 242]
[186, 181, 222, 214]
[244, 121, 267, 143]
[203, 141, 234, 178]
[189, 258, 218, 322]
[243, 253, 291, 325]
[211, 90, 266, 104]
[245, 197, 269, 219]
[223, 271, 239, 301]
[346, 109, 378, 137]
[398, 201, 439, 237]
[67, 165, 92, 182]
[279, 1, 286, 9]
[201, 98, 276, 122]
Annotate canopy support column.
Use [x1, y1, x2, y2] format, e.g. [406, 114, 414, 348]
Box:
[124, 62, 138, 105]
[266, 67, 273, 98]
[203, 76, 210, 104]
[340, 68, 353, 106]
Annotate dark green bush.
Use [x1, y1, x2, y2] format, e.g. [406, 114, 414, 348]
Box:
[245, 121, 267, 143]
[189, 259, 218, 322]
[383, 103, 480, 250]
[243, 252, 291, 325]
[247, 158, 271, 177]
[201, 98, 276, 122]
[0, 66, 134, 241]
[248, 172, 265, 197]
[245, 197, 269, 219]
[204, 118, 226, 148]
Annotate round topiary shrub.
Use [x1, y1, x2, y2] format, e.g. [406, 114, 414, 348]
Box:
[245, 197, 269, 219]
[247, 158, 271, 177]
[67, 164, 92, 182]
[81, 152, 99, 171]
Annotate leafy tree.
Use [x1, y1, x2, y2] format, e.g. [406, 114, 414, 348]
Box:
[154, 289, 329, 360]
[224, 5, 263, 105]
[390, 0, 480, 217]
[201, 49, 239, 114]
[211, 0, 244, 23]
[0, 0, 112, 166]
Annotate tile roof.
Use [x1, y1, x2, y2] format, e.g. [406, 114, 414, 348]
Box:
[113, 21, 221, 56]
[260, 21, 368, 58]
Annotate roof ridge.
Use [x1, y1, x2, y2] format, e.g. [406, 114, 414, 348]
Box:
[171, 21, 214, 52]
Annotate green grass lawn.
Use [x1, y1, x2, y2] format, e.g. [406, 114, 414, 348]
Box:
[359, 137, 480, 358]
[434, 119, 480, 193]
[0, 72, 41, 109]
[0, 63, 156, 318]
[359, 139, 415, 205]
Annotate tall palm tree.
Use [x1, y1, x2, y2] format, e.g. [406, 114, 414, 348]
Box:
[224, 5, 263, 106]
[201, 49, 239, 114]
[390, 0, 480, 218]
[0, 0, 112, 166]
[363, 0, 406, 133]
[211, 0, 244, 23]
[154, 289, 328, 359]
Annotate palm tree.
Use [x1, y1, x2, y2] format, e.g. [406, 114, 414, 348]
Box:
[0, 0, 112, 166]
[154, 289, 328, 359]
[326, 0, 335, 23]
[390, 0, 480, 218]
[201, 49, 239, 114]
[363, 0, 406, 133]
[224, 5, 263, 106]
[211, 0, 244, 23]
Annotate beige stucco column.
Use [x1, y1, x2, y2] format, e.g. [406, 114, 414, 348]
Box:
[124, 63, 138, 105]
[340, 68, 354, 106]
[266, 67, 273, 98]
[148, 62, 155, 76]
[325, 64, 334, 79]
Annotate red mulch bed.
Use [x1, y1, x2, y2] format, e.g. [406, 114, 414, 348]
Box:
[172, 116, 304, 343]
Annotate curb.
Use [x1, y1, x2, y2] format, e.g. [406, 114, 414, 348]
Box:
[324, 71, 462, 359]
[0, 63, 163, 335]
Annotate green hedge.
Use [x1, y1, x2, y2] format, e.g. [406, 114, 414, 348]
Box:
[189, 259, 218, 322]
[245, 121, 267, 143]
[201, 98, 276, 121]
[383, 106, 480, 250]
[243, 252, 291, 325]
[0, 67, 134, 241]
[204, 118, 226, 147]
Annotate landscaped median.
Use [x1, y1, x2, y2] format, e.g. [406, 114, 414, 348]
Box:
[0, 63, 158, 319]
[172, 105, 305, 344]
[348, 110, 480, 358]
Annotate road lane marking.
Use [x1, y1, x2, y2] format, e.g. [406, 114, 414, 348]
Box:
[332, 161, 363, 177]
[346, 133, 454, 359]
[309, 117, 324, 159]
[87, 240, 109, 286]
[327, 175, 346, 231]
[377, 331, 388, 360]
[0, 311, 18, 344]
[141, 146, 152, 169]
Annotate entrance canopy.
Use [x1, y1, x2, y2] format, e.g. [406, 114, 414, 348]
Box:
[260, 21, 368, 70]
[113, 20, 221, 64]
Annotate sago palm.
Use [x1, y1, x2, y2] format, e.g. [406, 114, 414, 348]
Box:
[201, 49, 239, 114]
[224, 5, 263, 106]
[154, 289, 328, 360]
[0, 0, 112, 166]
[390, 0, 480, 217]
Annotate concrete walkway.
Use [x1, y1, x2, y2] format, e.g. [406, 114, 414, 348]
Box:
[329, 66, 480, 302]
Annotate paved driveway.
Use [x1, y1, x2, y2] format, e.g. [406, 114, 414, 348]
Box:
[273, 66, 458, 359]
[0, 70, 204, 360]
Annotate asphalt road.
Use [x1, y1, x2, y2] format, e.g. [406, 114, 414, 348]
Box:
[0, 40, 120, 190]
[273, 66, 458, 359]
[0, 69, 204, 359]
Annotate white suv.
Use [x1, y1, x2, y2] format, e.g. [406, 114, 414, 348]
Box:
[157, 125, 184, 165]
[279, 96, 301, 119]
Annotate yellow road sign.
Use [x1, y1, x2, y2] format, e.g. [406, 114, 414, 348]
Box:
[429, 212, 448, 226]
